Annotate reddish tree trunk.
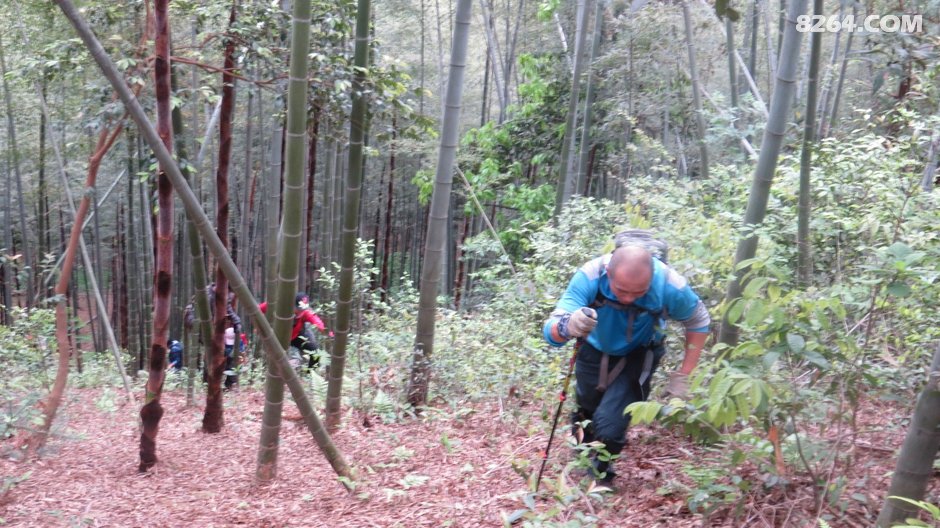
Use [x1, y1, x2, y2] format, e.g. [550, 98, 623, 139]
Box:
[202, 3, 237, 433]
[139, 0, 175, 471]
[30, 123, 125, 456]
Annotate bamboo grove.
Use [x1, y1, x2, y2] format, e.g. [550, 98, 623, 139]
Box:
[0, 0, 938, 524]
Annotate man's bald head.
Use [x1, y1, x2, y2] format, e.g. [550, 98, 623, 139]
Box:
[607, 245, 653, 304]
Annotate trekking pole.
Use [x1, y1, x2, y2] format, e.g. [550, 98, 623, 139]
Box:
[535, 338, 581, 493]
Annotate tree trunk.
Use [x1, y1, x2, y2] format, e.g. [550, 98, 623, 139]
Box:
[920, 104, 940, 192]
[575, 0, 603, 195]
[726, 17, 739, 111]
[256, 123, 284, 481]
[319, 129, 334, 293]
[453, 214, 470, 309]
[55, 0, 353, 484]
[304, 103, 321, 290]
[38, 73, 50, 272]
[681, 0, 709, 179]
[502, 0, 525, 119]
[91, 179, 106, 345]
[762, 0, 777, 98]
[327, 0, 374, 429]
[169, 56, 210, 408]
[813, 2, 842, 137]
[29, 125, 125, 455]
[138, 171, 155, 367]
[718, 0, 807, 347]
[820, 4, 856, 139]
[408, 0, 473, 407]
[202, 3, 238, 435]
[2, 131, 12, 323]
[126, 145, 143, 369]
[480, 47, 491, 125]
[747, 0, 758, 96]
[553, 0, 591, 217]
[435, 0, 448, 118]
[478, 0, 506, 119]
[876, 345, 940, 527]
[0, 33, 34, 308]
[139, 0, 176, 471]
[380, 117, 396, 303]
[255, 0, 322, 475]
[118, 204, 129, 349]
[796, 0, 821, 287]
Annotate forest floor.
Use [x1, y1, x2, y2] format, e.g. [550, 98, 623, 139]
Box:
[0, 382, 924, 527]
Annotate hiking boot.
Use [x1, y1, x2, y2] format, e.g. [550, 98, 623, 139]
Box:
[570, 408, 595, 445]
[591, 458, 617, 484]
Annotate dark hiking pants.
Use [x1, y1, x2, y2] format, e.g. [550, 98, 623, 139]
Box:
[573, 340, 666, 454]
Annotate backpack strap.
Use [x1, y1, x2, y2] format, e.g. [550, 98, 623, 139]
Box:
[589, 291, 664, 342]
[597, 353, 627, 392]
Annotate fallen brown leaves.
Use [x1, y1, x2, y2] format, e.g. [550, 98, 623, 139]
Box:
[0, 386, 922, 527]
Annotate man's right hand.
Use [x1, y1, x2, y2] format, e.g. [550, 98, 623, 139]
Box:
[567, 307, 598, 338]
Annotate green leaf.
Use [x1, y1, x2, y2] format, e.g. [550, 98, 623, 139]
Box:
[803, 350, 831, 370]
[767, 283, 781, 302]
[727, 299, 745, 324]
[749, 381, 765, 409]
[786, 333, 806, 353]
[743, 277, 769, 298]
[708, 372, 735, 409]
[886, 281, 911, 298]
[744, 300, 765, 326]
[730, 379, 751, 396]
[763, 350, 781, 369]
[889, 496, 940, 520]
[626, 401, 663, 424]
[734, 341, 764, 358]
[886, 242, 913, 259]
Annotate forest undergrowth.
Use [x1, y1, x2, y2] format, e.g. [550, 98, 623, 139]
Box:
[2, 122, 939, 526]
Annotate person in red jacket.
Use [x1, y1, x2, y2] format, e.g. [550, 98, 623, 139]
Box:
[259, 293, 333, 368]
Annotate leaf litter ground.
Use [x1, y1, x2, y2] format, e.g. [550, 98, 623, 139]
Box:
[0, 385, 925, 527]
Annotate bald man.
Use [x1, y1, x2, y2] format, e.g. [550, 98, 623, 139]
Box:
[542, 245, 710, 483]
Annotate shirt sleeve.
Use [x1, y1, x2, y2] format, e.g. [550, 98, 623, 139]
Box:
[304, 311, 328, 333]
[542, 269, 597, 346]
[662, 268, 710, 333]
[227, 307, 242, 334]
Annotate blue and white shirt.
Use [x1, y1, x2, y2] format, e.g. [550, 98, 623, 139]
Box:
[543, 254, 710, 356]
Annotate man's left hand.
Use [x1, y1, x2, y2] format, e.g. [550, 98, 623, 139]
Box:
[665, 371, 690, 399]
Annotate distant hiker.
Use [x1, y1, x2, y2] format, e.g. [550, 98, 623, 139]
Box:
[542, 244, 710, 483]
[183, 283, 241, 338]
[224, 325, 236, 355]
[223, 322, 238, 389]
[167, 339, 184, 371]
[259, 292, 333, 370]
[183, 283, 242, 380]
